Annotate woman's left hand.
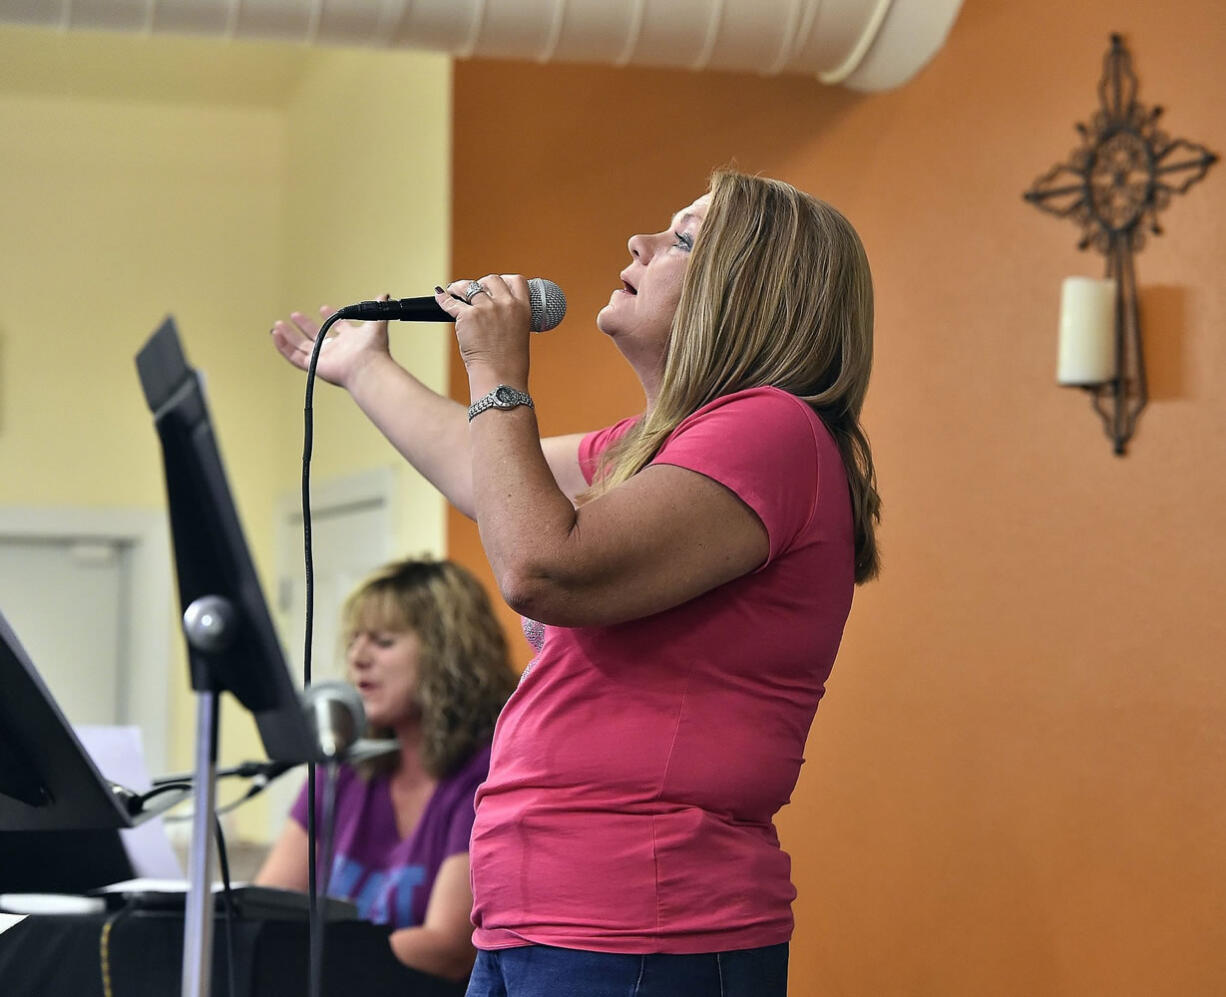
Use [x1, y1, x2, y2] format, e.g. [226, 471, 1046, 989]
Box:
[436, 274, 533, 384]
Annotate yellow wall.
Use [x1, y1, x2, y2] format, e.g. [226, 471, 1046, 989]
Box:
[0, 93, 285, 508]
[281, 45, 453, 554]
[448, 3, 1226, 995]
[0, 27, 451, 838]
[0, 77, 291, 795]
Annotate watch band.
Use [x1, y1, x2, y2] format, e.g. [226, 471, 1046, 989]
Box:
[468, 384, 534, 422]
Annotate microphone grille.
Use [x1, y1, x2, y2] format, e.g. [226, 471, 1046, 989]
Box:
[527, 278, 567, 333]
[302, 680, 366, 759]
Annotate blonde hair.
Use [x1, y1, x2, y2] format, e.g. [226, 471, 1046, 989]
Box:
[590, 169, 881, 583]
[342, 558, 517, 778]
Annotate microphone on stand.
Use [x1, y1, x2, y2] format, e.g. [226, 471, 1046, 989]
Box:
[336, 277, 567, 332]
[301, 680, 365, 760]
[151, 684, 391, 795]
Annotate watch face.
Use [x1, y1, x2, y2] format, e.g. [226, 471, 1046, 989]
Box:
[494, 386, 516, 406]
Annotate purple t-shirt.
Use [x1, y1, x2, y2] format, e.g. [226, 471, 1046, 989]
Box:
[291, 743, 490, 929]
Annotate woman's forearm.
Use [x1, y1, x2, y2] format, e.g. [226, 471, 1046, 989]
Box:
[346, 353, 476, 518]
[388, 924, 476, 981]
[465, 367, 582, 617]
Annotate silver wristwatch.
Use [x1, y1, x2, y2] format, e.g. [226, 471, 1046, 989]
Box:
[467, 384, 534, 422]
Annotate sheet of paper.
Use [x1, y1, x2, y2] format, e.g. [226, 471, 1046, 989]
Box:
[75, 725, 184, 879]
[97, 879, 254, 895]
[95, 878, 187, 894]
[0, 894, 105, 915]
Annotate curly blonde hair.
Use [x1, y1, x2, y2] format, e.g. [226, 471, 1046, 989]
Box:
[341, 558, 517, 778]
[589, 169, 881, 583]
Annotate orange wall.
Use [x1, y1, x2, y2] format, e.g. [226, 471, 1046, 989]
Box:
[449, 2, 1226, 994]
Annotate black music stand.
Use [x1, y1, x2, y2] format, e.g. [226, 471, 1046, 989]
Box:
[0, 608, 188, 892]
[136, 316, 323, 997]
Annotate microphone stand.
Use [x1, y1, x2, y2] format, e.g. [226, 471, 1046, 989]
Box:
[309, 759, 341, 997]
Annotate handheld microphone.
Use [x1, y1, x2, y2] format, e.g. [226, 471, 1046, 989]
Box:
[336, 277, 567, 332]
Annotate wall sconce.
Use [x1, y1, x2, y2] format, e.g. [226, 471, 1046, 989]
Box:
[1023, 34, 1216, 455]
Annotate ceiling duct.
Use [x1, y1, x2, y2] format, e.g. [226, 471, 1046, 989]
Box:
[0, 0, 963, 92]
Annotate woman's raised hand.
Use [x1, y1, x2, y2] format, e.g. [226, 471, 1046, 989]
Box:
[270, 299, 392, 389]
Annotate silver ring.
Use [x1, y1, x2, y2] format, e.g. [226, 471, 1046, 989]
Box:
[463, 280, 488, 305]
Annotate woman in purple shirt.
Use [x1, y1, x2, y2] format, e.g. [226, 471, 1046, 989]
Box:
[256, 558, 517, 981]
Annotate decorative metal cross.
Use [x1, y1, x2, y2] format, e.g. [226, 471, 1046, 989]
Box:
[1023, 34, 1216, 454]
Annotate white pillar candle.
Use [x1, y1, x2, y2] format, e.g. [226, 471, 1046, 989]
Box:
[1057, 276, 1117, 385]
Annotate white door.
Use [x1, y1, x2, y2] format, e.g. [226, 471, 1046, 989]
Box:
[0, 508, 173, 777]
[0, 536, 126, 727]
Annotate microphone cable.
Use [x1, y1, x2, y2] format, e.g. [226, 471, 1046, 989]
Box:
[154, 766, 300, 822]
[129, 779, 194, 814]
[92, 802, 238, 997]
[301, 311, 344, 997]
[213, 813, 239, 997]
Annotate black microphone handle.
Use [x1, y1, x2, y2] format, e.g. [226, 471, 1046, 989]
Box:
[336, 296, 446, 322]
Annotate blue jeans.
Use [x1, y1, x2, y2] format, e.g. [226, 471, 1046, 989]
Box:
[465, 943, 788, 997]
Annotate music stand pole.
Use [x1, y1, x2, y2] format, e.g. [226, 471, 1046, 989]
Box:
[180, 596, 236, 997]
[181, 690, 218, 997]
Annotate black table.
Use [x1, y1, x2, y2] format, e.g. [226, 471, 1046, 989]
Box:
[0, 907, 467, 997]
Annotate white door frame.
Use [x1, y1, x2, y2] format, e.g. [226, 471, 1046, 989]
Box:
[0, 505, 174, 775]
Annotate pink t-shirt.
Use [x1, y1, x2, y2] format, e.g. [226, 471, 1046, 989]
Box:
[470, 386, 855, 954]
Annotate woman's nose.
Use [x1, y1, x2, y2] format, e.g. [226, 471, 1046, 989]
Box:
[628, 232, 648, 260]
[348, 638, 371, 667]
